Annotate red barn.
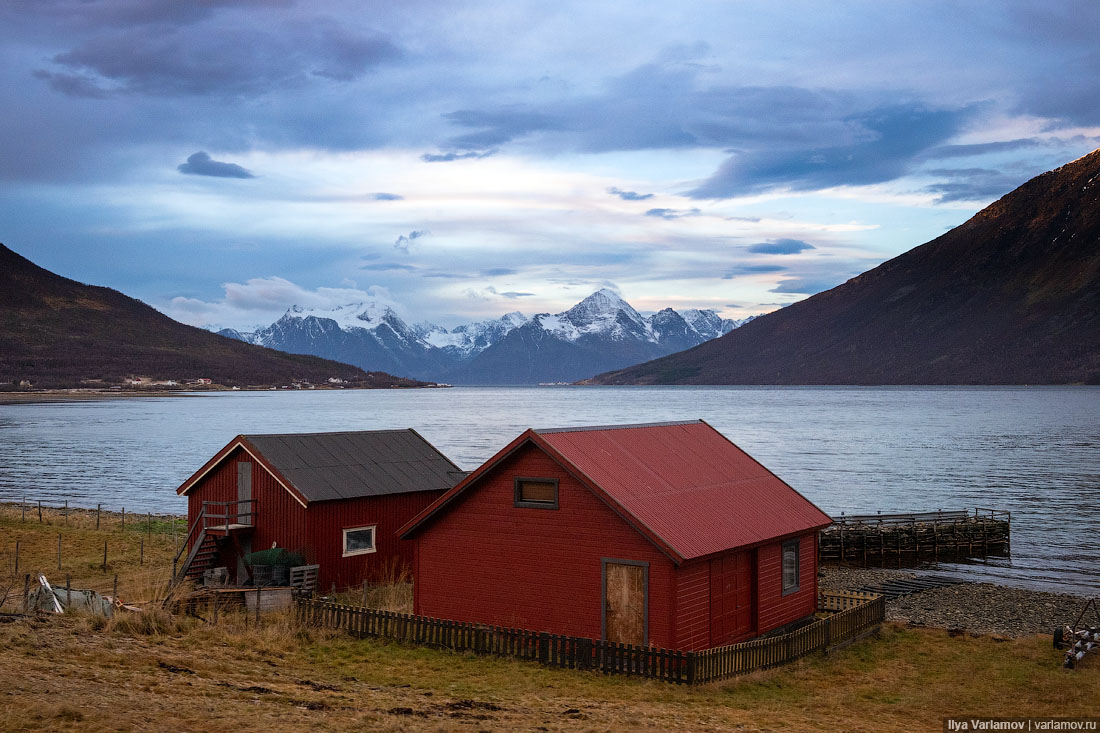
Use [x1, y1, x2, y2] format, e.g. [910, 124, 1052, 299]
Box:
[400, 420, 832, 651]
[175, 430, 465, 590]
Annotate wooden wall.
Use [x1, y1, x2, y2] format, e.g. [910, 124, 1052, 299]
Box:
[186, 446, 444, 590]
[414, 442, 678, 647]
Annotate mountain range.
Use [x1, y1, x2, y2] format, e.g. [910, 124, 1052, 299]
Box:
[587, 149, 1100, 385]
[0, 243, 425, 390]
[217, 289, 754, 384]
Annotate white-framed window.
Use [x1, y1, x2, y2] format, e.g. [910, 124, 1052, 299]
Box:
[342, 525, 377, 557]
[782, 539, 800, 595]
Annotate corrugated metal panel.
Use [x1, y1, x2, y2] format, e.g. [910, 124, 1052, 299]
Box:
[243, 429, 463, 502]
[535, 420, 832, 562]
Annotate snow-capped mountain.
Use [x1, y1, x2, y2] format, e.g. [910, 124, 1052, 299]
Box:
[215, 289, 755, 384]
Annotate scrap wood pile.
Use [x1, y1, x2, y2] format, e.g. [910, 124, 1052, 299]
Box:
[24, 573, 143, 617]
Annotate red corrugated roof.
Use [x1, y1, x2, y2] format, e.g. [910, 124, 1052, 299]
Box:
[533, 420, 831, 561]
[400, 420, 832, 563]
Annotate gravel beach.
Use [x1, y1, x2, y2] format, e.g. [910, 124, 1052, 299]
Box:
[821, 566, 1091, 638]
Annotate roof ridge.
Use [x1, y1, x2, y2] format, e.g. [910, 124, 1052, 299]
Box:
[534, 419, 703, 434]
[242, 428, 414, 438]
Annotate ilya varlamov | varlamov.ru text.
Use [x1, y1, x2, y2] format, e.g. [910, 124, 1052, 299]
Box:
[944, 719, 1098, 732]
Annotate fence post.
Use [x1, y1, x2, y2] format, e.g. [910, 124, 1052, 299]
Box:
[255, 586, 262, 628]
[23, 574, 30, 612]
[121, 507, 125, 531]
[96, 504, 101, 530]
[38, 501, 42, 523]
[538, 632, 550, 666]
[686, 651, 697, 685]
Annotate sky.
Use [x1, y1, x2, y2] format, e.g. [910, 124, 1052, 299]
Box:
[3, 0, 1100, 329]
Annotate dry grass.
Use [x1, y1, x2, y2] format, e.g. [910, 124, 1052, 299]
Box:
[0, 502, 180, 611]
[1, 508, 1096, 731]
[0, 614, 1095, 732]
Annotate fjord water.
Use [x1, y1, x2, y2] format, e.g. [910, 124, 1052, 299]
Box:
[1, 386, 1097, 594]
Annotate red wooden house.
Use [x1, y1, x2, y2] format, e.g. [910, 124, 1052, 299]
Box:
[400, 420, 832, 651]
[175, 430, 465, 590]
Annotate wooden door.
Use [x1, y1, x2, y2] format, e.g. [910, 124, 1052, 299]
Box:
[710, 550, 754, 645]
[604, 562, 646, 645]
[236, 462, 252, 525]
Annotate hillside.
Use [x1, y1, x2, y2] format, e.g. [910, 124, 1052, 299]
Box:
[0, 244, 426, 389]
[588, 150, 1100, 385]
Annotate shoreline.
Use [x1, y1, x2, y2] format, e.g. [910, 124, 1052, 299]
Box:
[821, 566, 1085, 637]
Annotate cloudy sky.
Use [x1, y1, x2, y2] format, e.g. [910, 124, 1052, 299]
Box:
[3, 1, 1099, 328]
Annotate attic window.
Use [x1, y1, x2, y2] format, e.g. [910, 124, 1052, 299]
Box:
[782, 539, 800, 595]
[342, 525, 377, 557]
[514, 478, 559, 509]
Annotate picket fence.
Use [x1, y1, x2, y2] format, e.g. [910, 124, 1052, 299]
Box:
[296, 591, 885, 685]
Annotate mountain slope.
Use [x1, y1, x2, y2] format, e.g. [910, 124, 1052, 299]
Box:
[588, 150, 1100, 385]
[0, 244, 425, 389]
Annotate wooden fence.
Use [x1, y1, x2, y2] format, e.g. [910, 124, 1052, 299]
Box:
[296, 591, 885, 685]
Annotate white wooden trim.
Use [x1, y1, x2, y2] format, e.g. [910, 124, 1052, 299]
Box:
[342, 525, 377, 557]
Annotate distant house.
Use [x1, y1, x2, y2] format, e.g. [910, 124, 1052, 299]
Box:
[176, 430, 465, 590]
[401, 421, 832, 650]
[196, 378, 212, 385]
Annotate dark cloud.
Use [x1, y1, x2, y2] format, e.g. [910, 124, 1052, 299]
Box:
[689, 104, 973, 198]
[420, 150, 497, 163]
[393, 229, 429, 253]
[39, 18, 400, 98]
[747, 238, 815, 255]
[482, 267, 518, 276]
[608, 187, 654, 201]
[361, 262, 419, 272]
[722, 264, 788, 279]
[372, 192, 403, 201]
[769, 276, 849, 294]
[921, 138, 1041, 160]
[177, 151, 254, 178]
[645, 207, 700, 219]
[499, 291, 534, 298]
[921, 167, 1023, 203]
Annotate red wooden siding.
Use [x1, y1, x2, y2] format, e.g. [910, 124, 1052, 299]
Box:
[304, 489, 444, 590]
[673, 559, 710, 650]
[755, 531, 818, 635]
[186, 446, 443, 591]
[414, 443, 678, 647]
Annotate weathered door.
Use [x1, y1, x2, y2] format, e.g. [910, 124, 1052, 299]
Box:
[236, 462, 252, 525]
[710, 550, 754, 645]
[604, 562, 646, 645]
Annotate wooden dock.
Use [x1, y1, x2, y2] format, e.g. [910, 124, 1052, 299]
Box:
[819, 508, 1010, 568]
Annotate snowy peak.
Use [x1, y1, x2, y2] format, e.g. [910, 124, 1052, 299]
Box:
[284, 302, 401, 332]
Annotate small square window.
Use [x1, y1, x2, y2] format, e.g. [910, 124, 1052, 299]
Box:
[342, 526, 376, 557]
[782, 539, 800, 595]
[514, 477, 558, 508]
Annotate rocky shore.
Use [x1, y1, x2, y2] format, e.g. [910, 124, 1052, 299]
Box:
[821, 566, 1088, 638]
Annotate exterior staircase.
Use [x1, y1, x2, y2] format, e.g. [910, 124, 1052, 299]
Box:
[183, 532, 219, 582]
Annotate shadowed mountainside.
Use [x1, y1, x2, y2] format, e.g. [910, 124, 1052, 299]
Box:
[587, 150, 1100, 385]
[0, 243, 426, 389]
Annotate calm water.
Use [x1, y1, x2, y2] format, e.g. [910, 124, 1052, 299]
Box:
[1, 386, 1098, 594]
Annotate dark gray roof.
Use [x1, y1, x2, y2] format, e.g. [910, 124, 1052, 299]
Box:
[242, 429, 465, 503]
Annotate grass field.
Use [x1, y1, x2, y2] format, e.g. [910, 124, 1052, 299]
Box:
[1, 505, 1096, 732]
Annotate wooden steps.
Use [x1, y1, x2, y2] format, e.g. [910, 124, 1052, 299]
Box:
[183, 533, 219, 581]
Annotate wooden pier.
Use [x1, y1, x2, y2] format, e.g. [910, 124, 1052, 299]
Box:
[819, 508, 1010, 568]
